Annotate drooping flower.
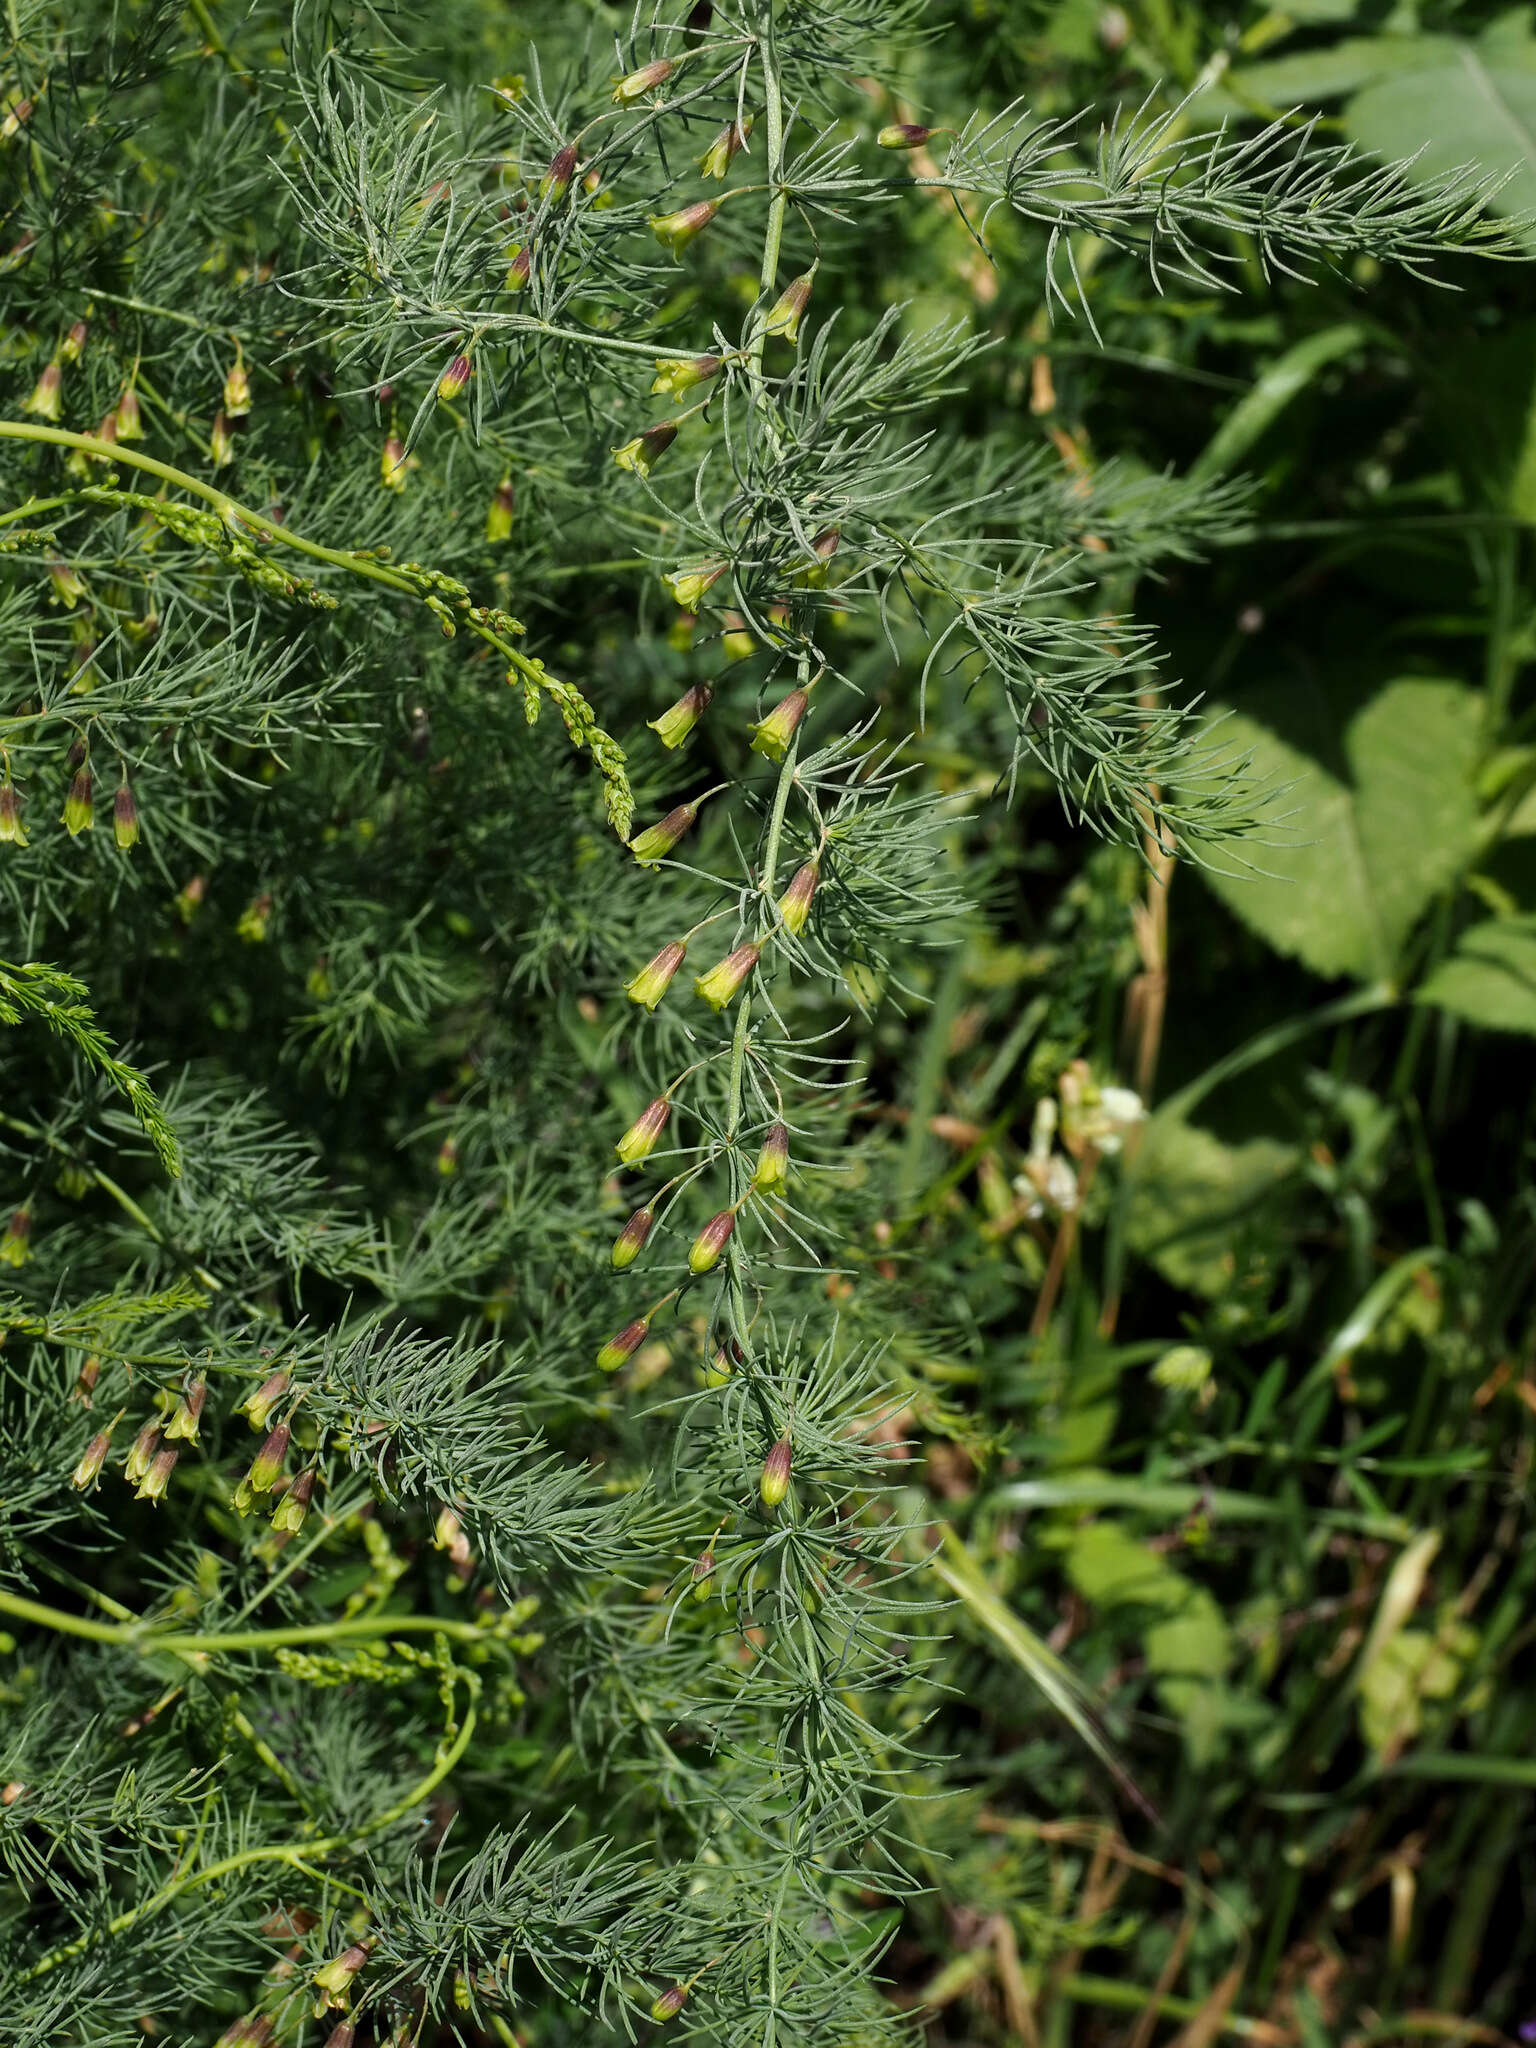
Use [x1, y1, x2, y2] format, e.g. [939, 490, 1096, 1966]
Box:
[647, 682, 712, 749]
[651, 353, 722, 399]
[649, 200, 719, 257]
[694, 942, 760, 1013]
[613, 420, 678, 477]
[613, 57, 674, 105]
[624, 940, 688, 1011]
[615, 1096, 671, 1166]
[698, 115, 751, 178]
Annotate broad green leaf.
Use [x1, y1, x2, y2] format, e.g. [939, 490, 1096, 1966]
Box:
[1202, 676, 1481, 981]
[1419, 319, 1536, 520]
[1128, 1114, 1296, 1297]
[1416, 916, 1536, 1031]
[1066, 1523, 1236, 1763]
[1189, 324, 1368, 481]
[1228, 34, 1447, 108]
[1344, 17, 1536, 249]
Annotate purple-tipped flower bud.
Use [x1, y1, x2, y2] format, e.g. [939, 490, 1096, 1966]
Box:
[648, 682, 712, 749]
[93, 408, 119, 451]
[611, 1206, 654, 1270]
[62, 766, 94, 835]
[135, 1445, 177, 1504]
[651, 353, 722, 399]
[72, 1422, 116, 1490]
[437, 351, 472, 402]
[540, 141, 578, 202]
[115, 386, 144, 441]
[248, 1423, 290, 1494]
[324, 2026, 356, 2048]
[694, 942, 760, 1012]
[210, 410, 235, 468]
[214, 2016, 273, 2048]
[625, 940, 688, 1011]
[485, 475, 515, 542]
[613, 419, 678, 478]
[23, 359, 62, 421]
[0, 783, 27, 847]
[74, 1356, 100, 1404]
[687, 1207, 736, 1275]
[164, 1377, 206, 1442]
[760, 1433, 793, 1508]
[651, 1984, 688, 2023]
[802, 525, 841, 586]
[615, 1096, 671, 1166]
[0, 1207, 31, 1267]
[237, 891, 271, 942]
[777, 859, 819, 937]
[433, 1505, 473, 1571]
[223, 355, 251, 418]
[124, 1421, 161, 1486]
[113, 780, 140, 850]
[698, 115, 752, 178]
[613, 57, 675, 105]
[382, 434, 417, 493]
[628, 800, 699, 867]
[596, 1310, 652, 1372]
[61, 320, 90, 363]
[749, 687, 809, 760]
[878, 123, 938, 149]
[313, 1943, 369, 2008]
[272, 1467, 317, 1536]
[752, 1122, 789, 1194]
[662, 562, 727, 613]
[49, 558, 86, 607]
[240, 1369, 290, 1432]
[763, 272, 813, 344]
[507, 243, 531, 292]
[691, 1546, 716, 1599]
[649, 199, 719, 256]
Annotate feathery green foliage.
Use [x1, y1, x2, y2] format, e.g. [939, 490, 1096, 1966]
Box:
[0, 1, 1528, 2043]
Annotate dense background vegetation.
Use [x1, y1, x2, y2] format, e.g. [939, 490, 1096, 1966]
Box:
[2, 1, 1534, 2043]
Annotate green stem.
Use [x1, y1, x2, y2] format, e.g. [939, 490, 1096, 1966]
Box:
[0, 1109, 223, 1293]
[0, 1583, 488, 1655]
[747, 3, 788, 382]
[0, 417, 630, 827]
[19, 1665, 479, 1984]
